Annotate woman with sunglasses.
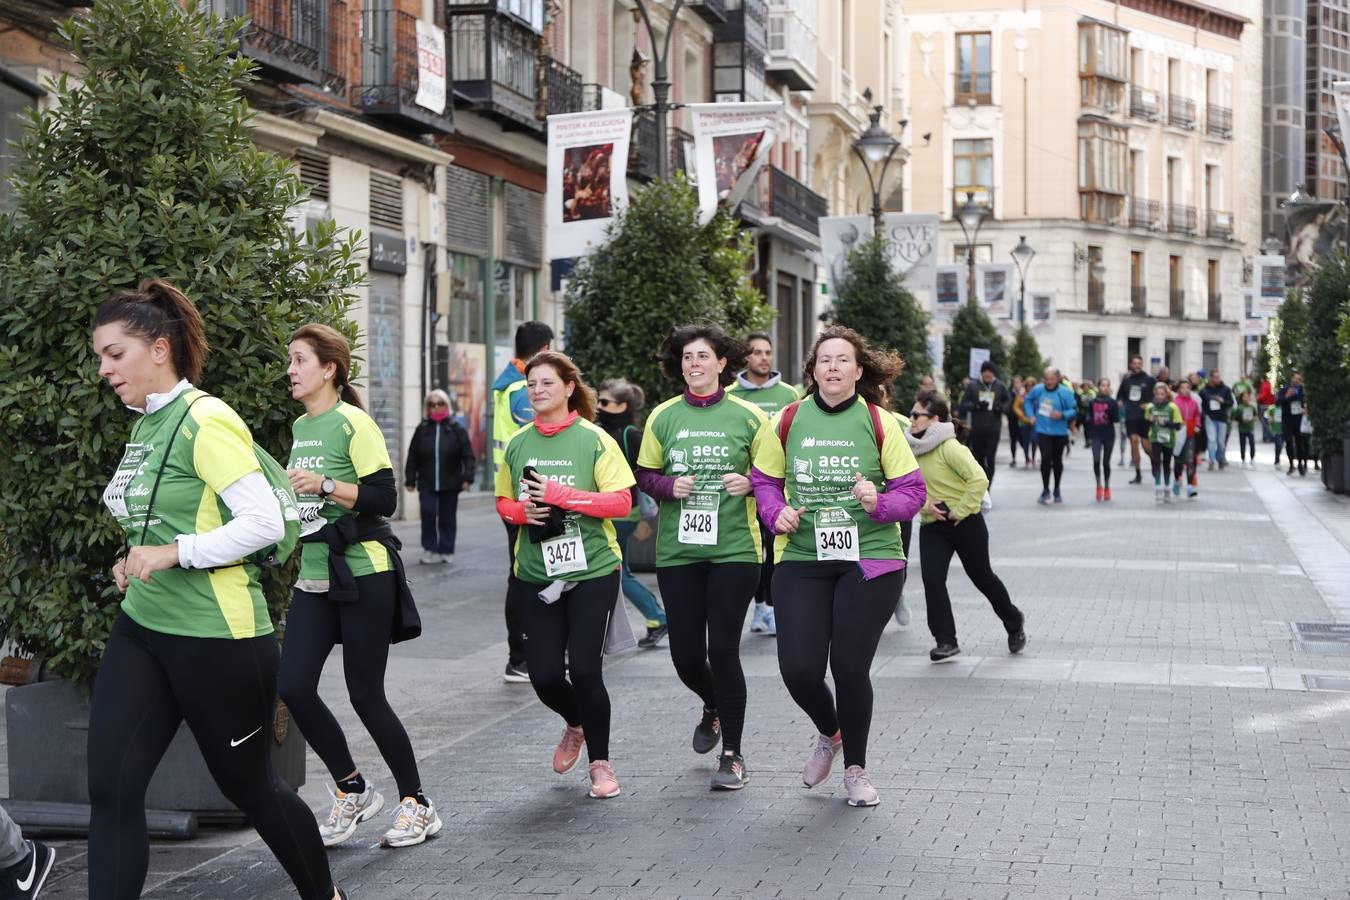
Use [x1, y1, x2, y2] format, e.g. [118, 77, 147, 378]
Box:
[405, 390, 476, 565]
[906, 390, 1026, 663]
[750, 326, 925, 808]
[636, 324, 768, 791]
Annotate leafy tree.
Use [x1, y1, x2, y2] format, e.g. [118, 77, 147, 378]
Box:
[1303, 255, 1350, 458]
[1272, 288, 1308, 389]
[565, 176, 771, 405]
[942, 298, 1007, 394]
[1007, 323, 1047, 380]
[0, 0, 364, 684]
[822, 231, 932, 408]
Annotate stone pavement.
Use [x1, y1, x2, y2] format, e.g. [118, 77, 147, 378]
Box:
[17, 438, 1350, 899]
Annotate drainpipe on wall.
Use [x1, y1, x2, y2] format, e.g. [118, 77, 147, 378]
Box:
[482, 175, 502, 490]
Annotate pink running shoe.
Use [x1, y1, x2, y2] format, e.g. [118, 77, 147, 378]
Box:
[553, 724, 584, 774]
[802, 731, 842, 788]
[843, 765, 880, 807]
[588, 760, 621, 799]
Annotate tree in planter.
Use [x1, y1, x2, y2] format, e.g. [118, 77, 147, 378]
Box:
[0, 0, 364, 684]
[1271, 288, 1308, 389]
[565, 176, 771, 404]
[821, 231, 932, 408]
[1007, 323, 1047, 380]
[1304, 255, 1350, 459]
[943, 299, 1007, 395]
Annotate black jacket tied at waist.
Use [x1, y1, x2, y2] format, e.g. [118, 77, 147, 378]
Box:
[301, 515, 421, 643]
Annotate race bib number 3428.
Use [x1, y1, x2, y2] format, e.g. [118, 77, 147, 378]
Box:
[677, 492, 718, 545]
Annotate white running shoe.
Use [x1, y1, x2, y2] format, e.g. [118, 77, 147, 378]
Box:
[419, 554, 440, 565]
[381, 796, 443, 848]
[319, 784, 385, 847]
[761, 606, 776, 636]
[749, 602, 767, 633]
[894, 595, 911, 627]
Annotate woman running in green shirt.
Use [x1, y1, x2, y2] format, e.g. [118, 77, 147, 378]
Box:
[637, 325, 768, 791]
[495, 351, 635, 800]
[91, 280, 344, 900]
[1235, 389, 1259, 469]
[1146, 382, 1184, 504]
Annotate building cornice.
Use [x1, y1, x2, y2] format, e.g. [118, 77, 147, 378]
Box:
[301, 109, 454, 167]
[245, 111, 324, 154]
[1117, 0, 1247, 40]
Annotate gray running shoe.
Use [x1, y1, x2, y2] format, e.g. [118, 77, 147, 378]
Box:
[319, 784, 385, 847]
[844, 765, 880, 807]
[710, 752, 749, 790]
[381, 797, 442, 848]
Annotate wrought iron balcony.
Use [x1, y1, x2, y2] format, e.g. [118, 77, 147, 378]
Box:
[211, 0, 348, 91]
[1129, 85, 1159, 121]
[1206, 210, 1234, 240]
[1131, 285, 1147, 316]
[353, 9, 454, 134]
[1167, 203, 1197, 235]
[449, 12, 538, 129]
[1129, 197, 1161, 229]
[542, 56, 584, 118]
[1206, 104, 1232, 139]
[1169, 288, 1186, 318]
[1207, 292, 1222, 322]
[1167, 94, 1195, 129]
[687, 0, 728, 24]
[738, 165, 827, 236]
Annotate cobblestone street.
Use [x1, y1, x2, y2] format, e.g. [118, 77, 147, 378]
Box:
[18, 445, 1350, 899]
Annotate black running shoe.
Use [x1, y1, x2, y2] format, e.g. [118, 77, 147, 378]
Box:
[692, 707, 720, 754]
[710, 752, 749, 791]
[930, 643, 961, 662]
[637, 624, 668, 649]
[1008, 629, 1027, 654]
[0, 840, 55, 900]
[1130, 472, 1142, 484]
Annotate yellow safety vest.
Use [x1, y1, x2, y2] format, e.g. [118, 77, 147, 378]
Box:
[492, 378, 529, 467]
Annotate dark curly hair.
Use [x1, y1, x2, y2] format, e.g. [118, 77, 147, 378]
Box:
[802, 325, 904, 408]
[912, 389, 969, 443]
[657, 323, 748, 388]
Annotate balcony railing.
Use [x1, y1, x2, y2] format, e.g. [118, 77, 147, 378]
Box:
[766, 7, 817, 91]
[629, 111, 687, 181]
[354, 9, 454, 134]
[1206, 104, 1232, 139]
[954, 71, 993, 106]
[1169, 288, 1186, 318]
[1129, 85, 1160, 121]
[1129, 197, 1161, 229]
[1167, 203, 1197, 235]
[542, 56, 584, 118]
[212, 0, 348, 91]
[1131, 285, 1147, 315]
[763, 165, 827, 235]
[1167, 95, 1196, 129]
[1207, 292, 1222, 322]
[449, 13, 537, 128]
[687, 0, 728, 24]
[1206, 210, 1234, 240]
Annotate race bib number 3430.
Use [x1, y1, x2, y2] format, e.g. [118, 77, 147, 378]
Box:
[814, 506, 859, 562]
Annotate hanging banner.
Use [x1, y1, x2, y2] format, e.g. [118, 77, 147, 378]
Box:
[977, 263, 1014, 320]
[819, 215, 872, 295]
[881, 213, 939, 295]
[1253, 255, 1285, 316]
[546, 108, 633, 260]
[1028, 290, 1056, 331]
[689, 101, 782, 226]
[934, 264, 966, 321]
[414, 20, 447, 114]
[1240, 289, 1270, 336]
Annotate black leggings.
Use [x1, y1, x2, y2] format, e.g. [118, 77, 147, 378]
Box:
[1174, 437, 1197, 486]
[1090, 432, 1115, 486]
[755, 523, 776, 607]
[1150, 442, 1173, 484]
[512, 572, 620, 761]
[919, 515, 1022, 647]
[773, 561, 900, 768]
[88, 614, 332, 900]
[656, 562, 757, 755]
[278, 572, 422, 799]
[968, 431, 999, 486]
[1287, 425, 1309, 471]
[1006, 416, 1020, 461]
[1038, 434, 1067, 492]
[1238, 430, 1256, 461]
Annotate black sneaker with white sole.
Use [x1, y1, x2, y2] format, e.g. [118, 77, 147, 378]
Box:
[0, 840, 55, 900]
[503, 660, 529, 683]
[929, 643, 961, 662]
[710, 752, 749, 790]
[637, 623, 668, 649]
[692, 707, 721, 754]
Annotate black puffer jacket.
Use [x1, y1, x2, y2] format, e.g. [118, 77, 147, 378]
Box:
[404, 418, 475, 492]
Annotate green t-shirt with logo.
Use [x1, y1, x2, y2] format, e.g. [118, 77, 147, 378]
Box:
[1234, 402, 1258, 432]
[288, 401, 393, 582]
[494, 418, 634, 584]
[637, 393, 768, 566]
[1147, 401, 1183, 447]
[103, 389, 271, 640]
[752, 398, 919, 564]
[728, 379, 801, 417]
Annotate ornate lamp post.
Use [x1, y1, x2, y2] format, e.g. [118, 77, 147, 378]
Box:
[632, 0, 686, 181]
[955, 191, 991, 303]
[850, 97, 906, 228]
[1009, 234, 1035, 325]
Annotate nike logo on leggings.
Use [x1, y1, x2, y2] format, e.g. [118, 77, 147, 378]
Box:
[230, 725, 263, 748]
[16, 842, 35, 891]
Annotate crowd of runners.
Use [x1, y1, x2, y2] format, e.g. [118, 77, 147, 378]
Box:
[10, 276, 1294, 900]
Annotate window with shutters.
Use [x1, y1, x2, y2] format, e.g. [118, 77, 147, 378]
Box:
[295, 149, 330, 202]
[369, 170, 404, 232]
[502, 183, 543, 267]
[445, 165, 490, 256]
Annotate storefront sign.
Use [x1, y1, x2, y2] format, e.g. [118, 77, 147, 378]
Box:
[1252, 255, 1285, 316]
[370, 230, 408, 274]
[546, 108, 634, 259]
[688, 101, 783, 226]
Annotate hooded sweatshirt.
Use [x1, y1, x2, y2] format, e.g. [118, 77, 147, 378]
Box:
[905, 422, 989, 524]
[729, 370, 801, 417]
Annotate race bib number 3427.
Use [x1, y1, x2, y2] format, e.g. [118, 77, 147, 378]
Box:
[542, 521, 587, 577]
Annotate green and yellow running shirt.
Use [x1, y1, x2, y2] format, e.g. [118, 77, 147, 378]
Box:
[1147, 400, 1183, 447]
[637, 393, 768, 566]
[1235, 402, 1259, 433]
[495, 418, 634, 583]
[753, 399, 919, 564]
[103, 389, 271, 639]
[288, 401, 393, 582]
[729, 380, 801, 417]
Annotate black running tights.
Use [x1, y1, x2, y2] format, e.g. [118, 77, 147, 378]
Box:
[919, 514, 1022, 647]
[656, 561, 757, 755]
[1038, 434, 1067, 492]
[1239, 431, 1256, 461]
[1174, 438, 1197, 486]
[278, 572, 422, 799]
[1090, 433, 1115, 486]
[1150, 442, 1172, 484]
[88, 614, 333, 900]
[512, 572, 620, 761]
[772, 561, 901, 768]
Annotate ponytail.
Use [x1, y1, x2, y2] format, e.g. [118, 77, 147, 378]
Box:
[94, 278, 210, 383]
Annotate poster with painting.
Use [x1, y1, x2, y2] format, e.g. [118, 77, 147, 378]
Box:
[688, 101, 782, 225]
[546, 109, 633, 259]
[934, 264, 965, 320]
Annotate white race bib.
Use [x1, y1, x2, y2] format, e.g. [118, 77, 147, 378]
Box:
[103, 443, 148, 520]
[1038, 398, 1054, 418]
[1208, 398, 1221, 411]
[542, 520, 587, 577]
[978, 390, 994, 409]
[297, 499, 326, 537]
[1290, 400, 1304, 416]
[814, 507, 859, 561]
[1128, 386, 1142, 402]
[677, 492, 718, 545]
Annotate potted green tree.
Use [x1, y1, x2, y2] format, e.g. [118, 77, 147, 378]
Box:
[1307, 255, 1350, 493]
[943, 297, 1008, 401]
[0, 0, 363, 827]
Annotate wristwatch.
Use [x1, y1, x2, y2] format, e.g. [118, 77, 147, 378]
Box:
[320, 477, 336, 498]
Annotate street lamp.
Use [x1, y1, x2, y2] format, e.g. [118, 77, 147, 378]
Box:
[955, 191, 991, 303]
[632, 0, 686, 181]
[1009, 234, 1035, 325]
[850, 95, 906, 227]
